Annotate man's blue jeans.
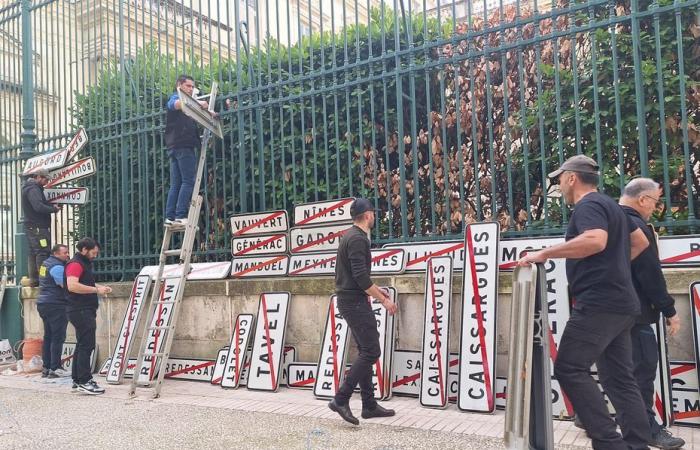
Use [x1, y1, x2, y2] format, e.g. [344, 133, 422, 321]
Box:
[165, 147, 197, 219]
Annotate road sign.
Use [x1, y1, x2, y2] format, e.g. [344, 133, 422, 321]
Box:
[232, 234, 288, 257]
[45, 157, 96, 188]
[294, 198, 354, 226]
[314, 295, 351, 399]
[230, 210, 289, 236]
[289, 223, 351, 253]
[45, 187, 89, 205]
[177, 87, 223, 138]
[22, 128, 88, 175]
[230, 255, 289, 278]
[383, 240, 464, 273]
[163, 358, 216, 382]
[221, 314, 255, 389]
[659, 236, 700, 267]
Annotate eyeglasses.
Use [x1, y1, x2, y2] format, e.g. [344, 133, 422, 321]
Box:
[642, 195, 664, 209]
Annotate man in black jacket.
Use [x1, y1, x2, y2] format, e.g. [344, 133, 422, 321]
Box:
[328, 198, 397, 425]
[21, 168, 60, 286]
[620, 178, 684, 450]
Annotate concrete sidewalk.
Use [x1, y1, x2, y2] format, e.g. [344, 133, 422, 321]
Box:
[0, 374, 696, 449]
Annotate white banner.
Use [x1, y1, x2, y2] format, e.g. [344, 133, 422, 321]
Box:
[106, 275, 151, 384]
[314, 295, 351, 399]
[247, 292, 290, 391]
[420, 256, 453, 408]
[294, 198, 354, 226]
[458, 222, 500, 413]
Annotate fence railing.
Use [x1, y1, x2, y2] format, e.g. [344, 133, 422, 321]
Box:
[0, 0, 698, 281]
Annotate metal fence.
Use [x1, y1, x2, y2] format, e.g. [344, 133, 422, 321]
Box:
[0, 0, 698, 281]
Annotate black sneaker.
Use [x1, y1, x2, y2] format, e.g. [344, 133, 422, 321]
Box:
[71, 382, 78, 393]
[77, 380, 105, 395]
[41, 368, 49, 378]
[650, 428, 685, 450]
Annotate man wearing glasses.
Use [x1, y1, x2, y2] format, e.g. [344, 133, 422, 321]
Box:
[619, 178, 684, 449]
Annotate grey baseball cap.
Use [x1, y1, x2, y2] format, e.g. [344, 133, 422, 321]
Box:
[31, 168, 50, 178]
[548, 155, 599, 179]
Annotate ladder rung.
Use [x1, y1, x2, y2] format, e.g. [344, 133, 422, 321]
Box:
[154, 300, 178, 305]
[142, 352, 168, 357]
[164, 249, 182, 257]
[147, 326, 174, 332]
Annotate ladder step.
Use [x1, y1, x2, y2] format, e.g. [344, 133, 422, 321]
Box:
[163, 249, 182, 257]
[142, 352, 169, 357]
[154, 300, 179, 305]
[147, 326, 174, 332]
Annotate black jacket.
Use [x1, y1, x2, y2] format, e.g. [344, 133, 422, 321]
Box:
[335, 225, 372, 298]
[621, 205, 676, 324]
[37, 255, 66, 305]
[21, 178, 55, 228]
[164, 96, 201, 150]
[64, 253, 99, 312]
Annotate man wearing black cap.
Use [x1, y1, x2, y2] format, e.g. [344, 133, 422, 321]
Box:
[328, 198, 397, 425]
[518, 155, 652, 450]
[21, 168, 60, 287]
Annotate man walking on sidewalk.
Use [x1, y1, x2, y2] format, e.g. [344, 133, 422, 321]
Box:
[38, 244, 70, 379]
[65, 238, 112, 395]
[620, 178, 685, 450]
[328, 198, 397, 425]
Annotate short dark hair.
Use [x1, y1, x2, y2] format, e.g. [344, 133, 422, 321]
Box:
[574, 171, 599, 187]
[176, 74, 194, 89]
[51, 244, 68, 254]
[76, 237, 100, 252]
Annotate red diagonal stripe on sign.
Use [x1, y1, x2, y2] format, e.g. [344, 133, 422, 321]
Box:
[393, 357, 459, 388]
[296, 198, 354, 226]
[428, 258, 446, 406]
[548, 328, 574, 416]
[235, 234, 287, 256]
[370, 248, 402, 263]
[261, 294, 277, 389]
[290, 378, 316, 387]
[670, 364, 694, 376]
[407, 242, 464, 267]
[499, 261, 518, 270]
[148, 284, 167, 379]
[291, 229, 349, 253]
[661, 249, 700, 264]
[47, 188, 85, 203]
[233, 211, 285, 236]
[61, 354, 74, 364]
[655, 393, 666, 424]
[693, 286, 700, 318]
[234, 319, 242, 385]
[212, 377, 222, 384]
[233, 255, 287, 277]
[465, 226, 494, 411]
[165, 361, 215, 378]
[289, 255, 337, 275]
[329, 300, 341, 393]
[675, 410, 700, 420]
[45, 158, 89, 188]
[113, 278, 142, 378]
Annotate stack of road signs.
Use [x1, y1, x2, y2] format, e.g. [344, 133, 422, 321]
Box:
[22, 128, 93, 205]
[458, 222, 500, 413]
[230, 211, 290, 278]
[670, 361, 700, 426]
[246, 292, 291, 392]
[287, 198, 354, 276]
[391, 350, 460, 402]
[419, 256, 453, 409]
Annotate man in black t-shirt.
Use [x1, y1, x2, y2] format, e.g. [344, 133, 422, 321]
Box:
[519, 155, 651, 450]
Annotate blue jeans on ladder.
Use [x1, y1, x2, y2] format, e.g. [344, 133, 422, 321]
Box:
[165, 147, 197, 220]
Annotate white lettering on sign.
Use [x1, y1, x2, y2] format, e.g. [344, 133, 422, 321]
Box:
[498, 237, 565, 271]
[221, 314, 255, 389]
[288, 253, 337, 277]
[61, 342, 97, 373]
[163, 358, 216, 382]
[420, 256, 453, 409]
[230, 210, 289, 236]
[370, 249, 406, 275]
[294, 198, 355, 226]
[232, 234, 288, 257]
[137, 278, 182, 383]
[652, 320, 673, 427]
[289, 224, 351, 254]
[458, 222, 500, 413]
[106, 275, 151, 384]
[211, 348, 229, 385]
[383, 240, 465, 273]
[247, 292, 290, 392]
[314, 295, 351, 399]
[45, 156, 96, 188]
[288, 363, 317, 389]
[670, 361, 697, 391]
[370, 287, 397, 401]
[44, 187, 89, 205]
[659, 236, 700, 267]
[22, 128, 88, 175]
[230, 255, 289, 278]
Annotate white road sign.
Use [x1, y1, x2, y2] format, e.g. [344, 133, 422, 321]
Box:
[45, 187, 89, 205]
[232, 234, 288, 257]
[289, 223, 351, 253]
[230, 255, 289, 278]
[178, 87, 223, 138]
[247, 292, 291, 392]
[230, 210, 289, 236]
[45, 157, 96, 188]
[294, 198, 354, 226]
[22, 128, 88, 175]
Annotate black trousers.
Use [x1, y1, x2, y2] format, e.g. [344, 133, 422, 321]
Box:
[68, 308, 96, 384]
[334, 296, 380, 409]
[631, 324, 663, 437]
[26, 226, 51, 283]
[554, 309, 651, 450]
[37, 303, 68, 371]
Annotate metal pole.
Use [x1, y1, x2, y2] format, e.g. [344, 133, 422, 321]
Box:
[15, 0, 37, 284]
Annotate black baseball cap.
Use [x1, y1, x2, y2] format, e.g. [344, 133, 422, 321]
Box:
[548, 155, 599, 179]
[350, 198, 375, 219]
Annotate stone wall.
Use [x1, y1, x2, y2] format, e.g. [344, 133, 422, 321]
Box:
[21, 268, 699, 374]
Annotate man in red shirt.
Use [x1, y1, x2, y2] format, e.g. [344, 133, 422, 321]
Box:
[65, 238, 112, 394]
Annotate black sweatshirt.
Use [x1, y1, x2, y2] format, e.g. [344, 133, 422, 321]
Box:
[21, 178, 56, 228]
[335, 225, 372, 298]
[621, 205, 677, 324]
